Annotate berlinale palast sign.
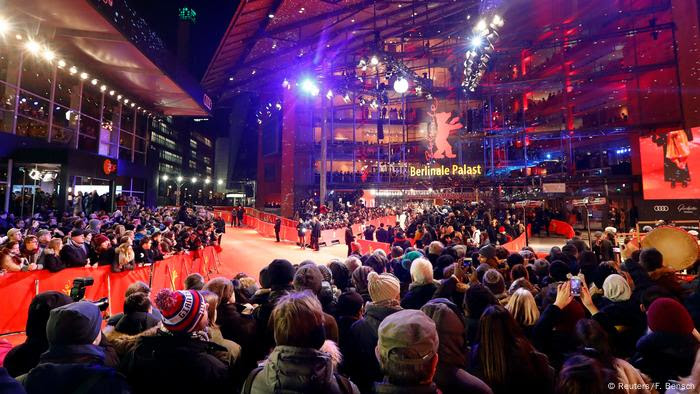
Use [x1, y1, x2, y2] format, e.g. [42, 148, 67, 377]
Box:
[409, 164, 483, 177]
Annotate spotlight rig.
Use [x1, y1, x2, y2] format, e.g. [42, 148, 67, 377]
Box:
[463, 14, 504, 92]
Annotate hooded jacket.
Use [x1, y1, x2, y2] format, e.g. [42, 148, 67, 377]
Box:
[421, 299, 493, 394]
[4, 292, 72, 377]
[400, 281, 439, 310]
[248, 345, 359, 394]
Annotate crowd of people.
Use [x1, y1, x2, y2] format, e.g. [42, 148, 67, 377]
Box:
[1, 199, 699, 394]
[0, 203, 226, 274]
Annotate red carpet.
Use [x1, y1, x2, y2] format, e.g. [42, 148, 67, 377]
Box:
[215, 225, 349, 280]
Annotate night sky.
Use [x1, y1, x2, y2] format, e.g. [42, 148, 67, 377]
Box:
[130, 0, 239, 80]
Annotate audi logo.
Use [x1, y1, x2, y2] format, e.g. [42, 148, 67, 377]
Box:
[654, 206, 670, 212]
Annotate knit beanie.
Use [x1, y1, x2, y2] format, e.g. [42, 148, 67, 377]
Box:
[482, 269, 506, 295]
[647, 297, 695, 335]
[367, 271, 400, 303]
[602, 274, 631, 302]
[479, 245, 497, 260]
[401, 250, 423, 271]
[317, 264, 333, 283]
[293, 264, 324, 295]
[155, 289, 206, 333]
[337, 290, 365, 316]
[268, 259, 295, 288]
[93, 234, 109, 247]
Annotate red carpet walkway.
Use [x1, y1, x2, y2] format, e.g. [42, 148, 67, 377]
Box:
[216, 225, 349, 280]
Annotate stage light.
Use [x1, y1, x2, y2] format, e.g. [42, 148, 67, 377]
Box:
[117, 95, 123, 101]
[326, 90, 333, 99]
[177, 176, 183, 182]
[80, 72, 88, 80]
[191, 177, 197, 183]
[300, 78, 319, 96]
[205, 178, 211, 184]
[470, 36, 483, 48]
[370, 55, 379, 66]
[217, 179, 223, 185]
[69, 66, 77, 75]
[91, 78, 98, 85]
[162, 175, 169, 181]
[282, 79, 290, 88]
[0, 17, 9, 35]
[343, 93, 350, 103]
[123, 98, 129, 104]
[130, 102, 135, 107]
[268, 13, 275, 18]
[393, 77, 409, 94]
[42, 48, 55, 62]
[474, 19, 487, 32]
[100, 85, 107, 92]
[25, 40, 40, 55]
[275, 102, 282, 110]
[57, 59, 66, 68]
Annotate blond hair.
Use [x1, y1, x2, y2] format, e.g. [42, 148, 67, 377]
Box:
[272, 291, 324, 348]
[505, 288, 540, 327]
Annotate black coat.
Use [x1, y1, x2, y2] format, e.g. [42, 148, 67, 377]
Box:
[124, 331, 231, 393]
[344, 227, 355, 245]
[89, 248, 116, 267]
[375, 228, 388, 243]
[631, 332, 698, 388]
[311, 221, 321, 239]
[346, 303, 402, 393]
[41, 253, 65, 273]
[23, 361, 129, 394]
[401, 283, 438, 310]
[59, 242, 89, 267]
[216, 302, 258, 371]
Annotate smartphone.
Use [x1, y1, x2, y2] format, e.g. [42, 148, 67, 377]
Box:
[570, 277, 582, 296]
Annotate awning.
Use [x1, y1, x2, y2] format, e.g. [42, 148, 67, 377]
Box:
[6, 0, 209, 116]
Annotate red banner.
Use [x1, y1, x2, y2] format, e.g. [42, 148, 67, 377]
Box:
[0, 247, 220, 335]
[502, 224, 533, 253]
[357, 239, 391, 254]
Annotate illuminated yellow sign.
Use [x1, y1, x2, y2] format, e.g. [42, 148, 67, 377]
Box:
[409, 164, 483, 177]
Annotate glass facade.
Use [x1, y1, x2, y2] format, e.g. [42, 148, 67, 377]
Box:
[0, 41, 149, 164]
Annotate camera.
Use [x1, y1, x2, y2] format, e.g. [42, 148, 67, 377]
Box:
[70, 277, 94, 301]
[69, 277, 109, 312]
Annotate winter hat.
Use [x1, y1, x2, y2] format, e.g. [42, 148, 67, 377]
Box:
[328, 261, 350, 290]
[647, 298, 695, 335]
[155, 289, 206, 333]
[352, 266, 373, 294]
[293, 264, 324, 295]
[24, 291, 73, 342]
[268, 259, 295, 288]
[378, 309, 438, 363]
[46, 302, 102, 347]
[482, 269, 506, 295]
[498, 226, 506, 233]
[479, 244, 497, 260]
[337, 290, 365, 317]
[434, 255, 455, 279]
[317, 264, 333, 283]
[602, 274, 631, 302]
[475, 263, 492, 282]
[367, 271, 400, 303]
[93, 234, 109, 247]
[549, 260, 571, 282]
[401, 250, 423, 271]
